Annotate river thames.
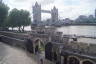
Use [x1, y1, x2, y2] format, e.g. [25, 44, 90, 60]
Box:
[24, 26, 96, 44]
[56, 26, 96, 44]
[56, 26, 96, 37]
[25, 26, 96, 37]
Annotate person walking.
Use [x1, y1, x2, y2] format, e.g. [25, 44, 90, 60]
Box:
[37, 51, 44, 64]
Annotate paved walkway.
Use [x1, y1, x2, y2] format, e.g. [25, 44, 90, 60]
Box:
[0, 42, 38, 64]
[0, 42, 54, 64]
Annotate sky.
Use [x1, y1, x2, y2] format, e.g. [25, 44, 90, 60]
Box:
[3, 0, 96, 20]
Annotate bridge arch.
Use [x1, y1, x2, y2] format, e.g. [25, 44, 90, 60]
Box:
[34, 38, 43, 42]
[82, 59, 94, 64]
[67, 56, 80, 64]
[34, 38, 44, 45]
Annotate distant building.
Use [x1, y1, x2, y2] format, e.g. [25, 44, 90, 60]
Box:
[88, 15, 94, 19]
[75, 15, 88, 23]
[88, 15, 94, 21]
[95, 9, 96, 18]
[88, 15, 95, 23]
[62, 18, 73, 24]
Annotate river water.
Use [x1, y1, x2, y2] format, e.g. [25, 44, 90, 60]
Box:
[24, 26, 96, 36]
[56, 26, 96, 44]
[24, 26, 96, 44]
[57, 26, 96, 37]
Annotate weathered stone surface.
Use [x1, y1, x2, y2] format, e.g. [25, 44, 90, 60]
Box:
[0, 42, 38, 64]
[0, 42, 55, 64]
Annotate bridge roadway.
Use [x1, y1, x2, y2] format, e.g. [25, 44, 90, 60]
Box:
[0, 42, 38, 64]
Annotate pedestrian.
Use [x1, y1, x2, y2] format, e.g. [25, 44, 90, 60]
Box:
[38, 52, 44, 64]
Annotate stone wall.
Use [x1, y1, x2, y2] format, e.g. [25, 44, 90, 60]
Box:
[0, 31, 34, 53]
[44, 59, 54, 64]
[88, 44, 96, 55]
[0, 35, 26, 49]
[0, 31, 29, 40]
[65, 41, 96, 55]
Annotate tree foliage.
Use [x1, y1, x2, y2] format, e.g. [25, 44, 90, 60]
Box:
[19, 10, 31, 31]
[0, 3, 9, 27]
[7, 8, 31, 31]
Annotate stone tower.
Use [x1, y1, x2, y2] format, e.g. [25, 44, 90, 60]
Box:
[51, 6, 58, 23]
[33, 2, 41, 24]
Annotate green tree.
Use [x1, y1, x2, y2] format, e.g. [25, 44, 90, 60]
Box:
[0, 3, 9, 28]
[8, 8, 31, 32]
[19, 10, 31, 32]
[8, 8, 19, 30]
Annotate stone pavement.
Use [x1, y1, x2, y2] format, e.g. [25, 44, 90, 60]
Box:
[0, 42, 54, 64]
[0, 42, 37, 64]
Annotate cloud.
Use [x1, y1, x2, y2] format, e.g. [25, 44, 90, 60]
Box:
[3, 0, 96, 20]
[52, 0, 96, 19]
[40, 0, 55, 5]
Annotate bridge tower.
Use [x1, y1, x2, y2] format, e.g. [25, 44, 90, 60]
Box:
[51, 6, 58, 23]
[33, 2, 41, 25]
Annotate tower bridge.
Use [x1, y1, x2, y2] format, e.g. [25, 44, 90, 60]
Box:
[32, 2, 58, 25]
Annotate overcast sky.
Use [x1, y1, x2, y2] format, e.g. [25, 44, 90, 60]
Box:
[3, 0, 96, 20]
